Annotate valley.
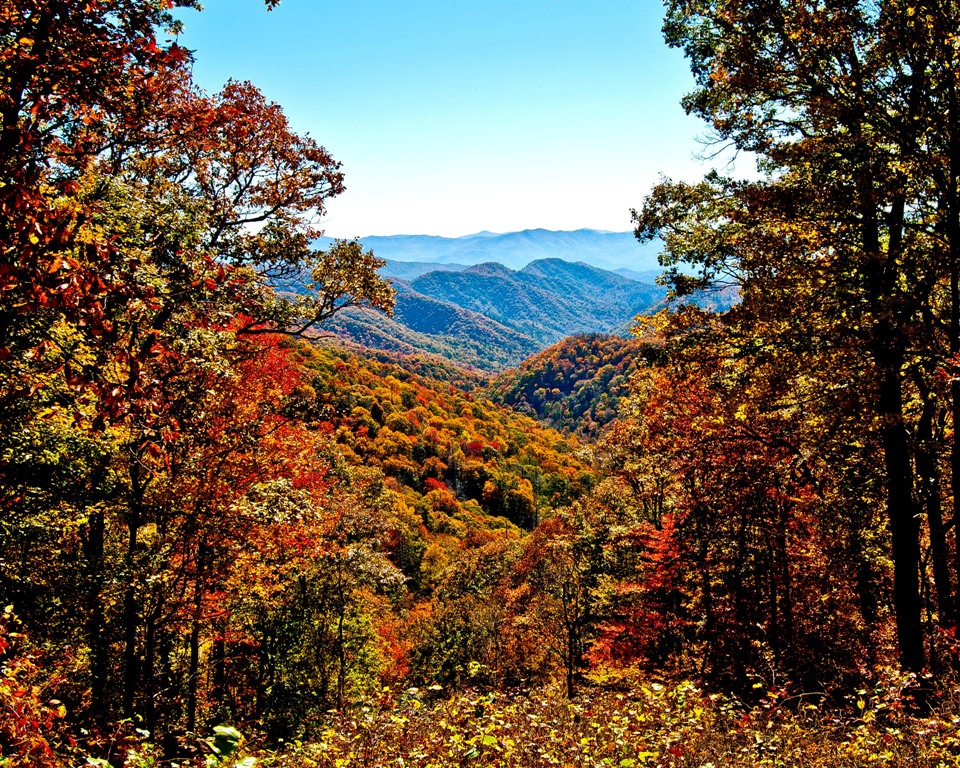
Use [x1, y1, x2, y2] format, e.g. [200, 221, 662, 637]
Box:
[320, 229, 738, 373]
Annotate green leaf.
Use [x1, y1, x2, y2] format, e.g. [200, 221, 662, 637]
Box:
[210, 725, 243, 757]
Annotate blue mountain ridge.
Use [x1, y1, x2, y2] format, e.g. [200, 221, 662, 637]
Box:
[318, 256, 669, 373]
[314, 228, 662, 272]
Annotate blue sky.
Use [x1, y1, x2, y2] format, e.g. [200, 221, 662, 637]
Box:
[174, 1, 714, 238]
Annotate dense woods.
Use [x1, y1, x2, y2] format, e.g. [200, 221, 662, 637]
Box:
[635, 0, 960, 679]
[487, 334, 654, 438]
[4, 1, 960, 766]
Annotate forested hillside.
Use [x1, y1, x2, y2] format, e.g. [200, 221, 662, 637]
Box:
[487, 334, 655, 438]
[408, 259, 663, 344]
[327, 258, 739, 373]
[379, 260, 469, 281]
[322, 288, 543, 372]
[296, 340, 596, 532]
[5, 2, 960, 767]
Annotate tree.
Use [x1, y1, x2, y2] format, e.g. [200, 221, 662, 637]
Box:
[512, 517, 592, 698]
[223, 459, 404, 736]
[603, 341, 884, 689]
[637, 0, 960, 675]
[406, 535, 524, 690]
[0, 2, 392, 429]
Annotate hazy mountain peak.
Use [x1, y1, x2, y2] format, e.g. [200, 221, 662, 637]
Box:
[464, 262, 517, 278]
[522, 257, 603, 273]
[316, 228, 662, 272]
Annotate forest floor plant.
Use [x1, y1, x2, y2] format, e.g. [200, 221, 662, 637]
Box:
[242, 675, 959, 767]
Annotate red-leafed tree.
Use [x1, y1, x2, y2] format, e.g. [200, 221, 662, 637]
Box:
[595, 312, 890, 692]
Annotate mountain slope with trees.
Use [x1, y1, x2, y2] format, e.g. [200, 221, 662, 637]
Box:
[486, 334, 657, 438]
[322, 287, 544, 371]
[297, 339, 597, 533]
[409, 259, 665, 344]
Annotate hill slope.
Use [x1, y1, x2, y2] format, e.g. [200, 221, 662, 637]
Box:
[321, 258, 666, 372]
[380, 260, 470, 280]
[486, 334, 658, 438]
[296, 339, 596, 536]
[322, 286, 543, 372]
[407, 259, 664, 344]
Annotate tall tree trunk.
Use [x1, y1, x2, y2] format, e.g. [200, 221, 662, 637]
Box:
[861, 176, 925, 672]
[84, 508, 108, 728]
[255, 623, 273, 725]
[158, 631, 178, 758]
[877, 360, 925, 672]
[186, 614, 200, 733]
[916, 400, 955, 626]
[187, 542, 209, 733]
[144, 603, 158, 735]
[336, 609, 347, 712]
[211, 637, 226, 724]
[947, 71, 960, 623]
[697, 511, 715, 679]
[776, 500, 794, 663]
[121, 504, 142, 718]
[951, 253, 960, 622]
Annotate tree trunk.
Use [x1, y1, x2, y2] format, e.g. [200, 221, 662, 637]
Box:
[336, 609, 346, 712]
[952, 254, 960, 623]
[144, 603, 158, 734]
[84, 508, 109, 728]
[916, 401, 955, 626]
[776, 500, 794, 664]
[212, 637, 226, 724]
[121, 512, 141, 718]
[565, 628, 576, 700]
[948, 71, 960, 622]
[877, 361, 925, 672]
[186, 543, 209, 733]
[860, 174, 924, 672]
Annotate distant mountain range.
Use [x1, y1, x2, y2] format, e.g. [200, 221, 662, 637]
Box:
[321, 257, 668, 372]
[317, 228, 662, 272]
[407, 259, 663, 342]
[313, 228, 737, 373]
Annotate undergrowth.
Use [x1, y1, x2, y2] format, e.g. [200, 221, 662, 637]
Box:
[244, 675, 960, 767]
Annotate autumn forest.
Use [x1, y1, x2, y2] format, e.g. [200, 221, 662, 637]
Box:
[4, 1, 960, 766]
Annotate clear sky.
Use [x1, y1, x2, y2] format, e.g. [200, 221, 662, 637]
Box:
[173, 0, 714, 238]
